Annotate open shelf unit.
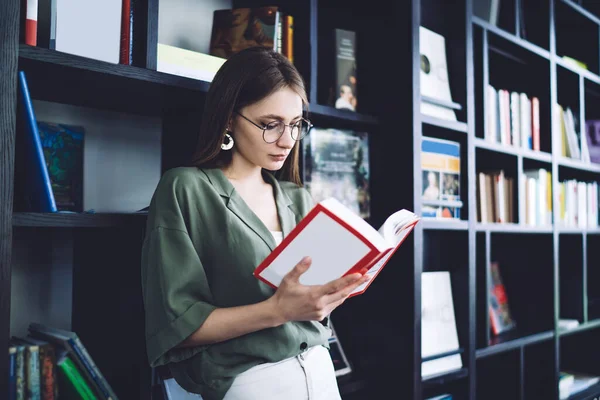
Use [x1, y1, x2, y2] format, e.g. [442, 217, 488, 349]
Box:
[1, 0, 600, 399]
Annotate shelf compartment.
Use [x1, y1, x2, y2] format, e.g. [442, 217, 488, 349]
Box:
[556, 0, 600, 76]
[485, 31, 552, 154]
[520, 0, 551, 51]
[476, 147, 519, 224]
[477, 233, 555, 353]
[560, 327, 600, 400]
[12, 212, 148, 228]
[476, 348, 522, 399]
[422, 230, 470, 379]
[315, 0, 390, 118]
[588, 235, 600, 320]
[422, 367, 469, 400]
[560, 233, 585, 323]
[523, 339, 557, 399]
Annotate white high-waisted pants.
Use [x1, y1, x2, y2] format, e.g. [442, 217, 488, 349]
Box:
[223, 345, 342, 400]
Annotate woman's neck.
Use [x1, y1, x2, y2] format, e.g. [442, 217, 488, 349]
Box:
[221, 162, 265, 190]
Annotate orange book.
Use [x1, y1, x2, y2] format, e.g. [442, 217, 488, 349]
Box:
[254, 197, 419, 297]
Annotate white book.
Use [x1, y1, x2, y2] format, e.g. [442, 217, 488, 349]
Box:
[254, 197, 419, 297]
[487, 85, 498, 143]
[55, 0, 122, 63]
[421, 271, 463, 378]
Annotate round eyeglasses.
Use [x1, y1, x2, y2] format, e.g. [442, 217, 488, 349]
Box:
[235, 111, 313, 144]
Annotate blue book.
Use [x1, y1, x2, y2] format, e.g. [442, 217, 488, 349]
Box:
[8, 346, 16, 400]
[17, 71, 57, 212]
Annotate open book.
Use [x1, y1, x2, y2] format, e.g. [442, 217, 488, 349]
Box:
[254, 197, 419, 296]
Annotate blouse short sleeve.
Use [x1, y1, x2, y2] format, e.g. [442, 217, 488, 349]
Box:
[141, 169, 218, 367]
[142, 227, 218, 367]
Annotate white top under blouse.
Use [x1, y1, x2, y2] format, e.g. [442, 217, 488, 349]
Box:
[270, 231, 283, 246]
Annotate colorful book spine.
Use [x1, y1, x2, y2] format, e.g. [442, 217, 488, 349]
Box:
[57, 355, 98, 400]
[9, 346, 17, 400]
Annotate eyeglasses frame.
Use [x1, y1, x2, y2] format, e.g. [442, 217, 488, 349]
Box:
[234, 111, 313, 144]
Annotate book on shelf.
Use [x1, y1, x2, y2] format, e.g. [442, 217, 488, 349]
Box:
[16, 71, 85, 214]
[486, 84, 540, 151]
[421, 136, 462, 220]
[157, 4, 294, 82]
[556, 104, 585, 161]
[557, 180, 599, 228]
[302, 126, 371, 220]
[28, 322, 119, 400]
[584, 120, 600, 164]
[254, 197, 419, 297]
[421, 271, 463, 378]
[419, 26, 458, 121]
[477, 170, 516, 224]
[560, 371, 600, 400]
[522, 168, 552, 227]
[489, 261, 516, 336]
[333, 29, 358, 112]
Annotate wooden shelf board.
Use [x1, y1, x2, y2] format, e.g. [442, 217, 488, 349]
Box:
[422, 367, 469, 389]
[19, 44, 211, 92]
[475, 223, 553, 233]
[561, 0, 600, 27]
[308, 104, 379, 124]
[12, 212, 147, 228]
[421, 219, 469, 231]
[474, 138, 552, 162]
[567, 381, 600, 400]
[476, 330, 555, 359]
[558, 157, 600, 173]
[559, 319, 600, 337]
[421, 114, 469, 133]
[472, 16, 551, 59]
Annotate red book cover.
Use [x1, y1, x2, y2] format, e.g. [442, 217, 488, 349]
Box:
[532, 97, 540, 151]
[488, 261, 516, 335]
[254, 197, 419, 297]
[25, 0, 38, 46]
[119, 0, 132, 65]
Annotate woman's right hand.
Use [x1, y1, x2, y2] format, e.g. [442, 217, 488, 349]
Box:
[267, 256, 370, 324]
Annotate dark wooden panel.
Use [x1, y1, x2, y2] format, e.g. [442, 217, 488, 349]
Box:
[12, 212, 148, 228]
[0, 0, 19, 394]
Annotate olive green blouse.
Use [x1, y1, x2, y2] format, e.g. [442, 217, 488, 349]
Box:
[140, 166, 332, 400]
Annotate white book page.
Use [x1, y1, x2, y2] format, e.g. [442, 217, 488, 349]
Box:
[320, 198, 389, 251]
[258, 212, 372, 287]
[378, 209, 419, 246]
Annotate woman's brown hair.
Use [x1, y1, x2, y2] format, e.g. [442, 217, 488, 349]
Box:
[189, 46, 308, 185]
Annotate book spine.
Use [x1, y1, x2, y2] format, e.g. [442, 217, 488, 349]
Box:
[59, 357, 98, 400]
[9, 347, 17, 400]
[119, 0, 132, 65]
[18, 71, 57, 212]
[26, 345, 41, 400]
[71, 337, 118, 400]
[14, 345, 25, 400]
[38, 345, 57, 400]
[25, 0, 39, 46]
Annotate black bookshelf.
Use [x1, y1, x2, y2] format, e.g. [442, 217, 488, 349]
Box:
[2, 0, 600, 399]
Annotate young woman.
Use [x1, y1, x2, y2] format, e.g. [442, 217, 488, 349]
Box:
[141, 46, 370, 400]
